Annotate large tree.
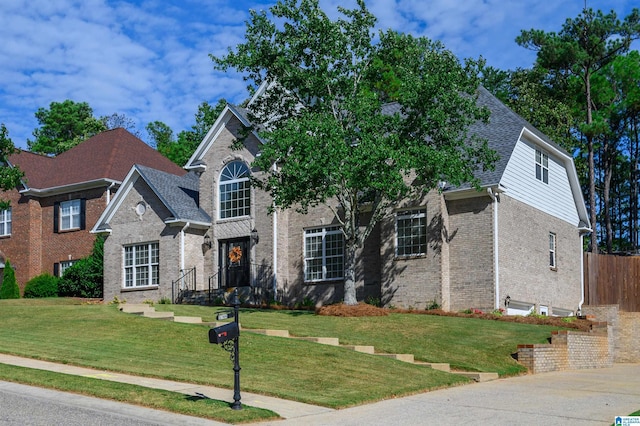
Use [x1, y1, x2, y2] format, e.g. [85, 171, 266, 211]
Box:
[517, 7, 640, 252]
[213, 0, 496, 304]
[0, 124, 25, 209]
[147, 100, 225, 166]
[28, 100, 106, 155]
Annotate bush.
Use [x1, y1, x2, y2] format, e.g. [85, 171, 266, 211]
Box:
[58, 236, 104, 298]
[24, 274, 59, 298]
[0, 260, 20, 299]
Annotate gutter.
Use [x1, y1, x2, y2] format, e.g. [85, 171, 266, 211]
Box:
[577, 225, 592, 314]
[20, 178, 120, 197]
[180, 222, 190, 279]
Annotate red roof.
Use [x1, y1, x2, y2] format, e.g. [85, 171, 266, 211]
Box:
[9, 128, 186, 190]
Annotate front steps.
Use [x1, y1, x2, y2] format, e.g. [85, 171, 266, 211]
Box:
[119, 304, 498, 382]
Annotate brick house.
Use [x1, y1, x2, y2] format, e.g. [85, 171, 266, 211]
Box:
[94, 88, 591, 315]
[0, 128, 185, 291]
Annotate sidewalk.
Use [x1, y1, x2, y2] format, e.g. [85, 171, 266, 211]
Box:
[0, 353, 333, 420]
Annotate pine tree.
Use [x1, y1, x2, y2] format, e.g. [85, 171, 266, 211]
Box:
[0, 260, 20, 299]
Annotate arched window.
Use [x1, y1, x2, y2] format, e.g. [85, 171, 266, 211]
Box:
[219, 161, 251, 219]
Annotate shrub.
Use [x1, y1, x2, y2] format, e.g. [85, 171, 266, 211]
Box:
[24, 274, 59, 298]
[0, 260, 19, 299]
[58, 236, 104, 298]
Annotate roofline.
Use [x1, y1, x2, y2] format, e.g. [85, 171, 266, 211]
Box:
[443, 184, 506, 201]
[164, 219, 211, 229]
[91, 166, 141, 233]
[19, 178, 120, 197]
[184, 104, 265, 170]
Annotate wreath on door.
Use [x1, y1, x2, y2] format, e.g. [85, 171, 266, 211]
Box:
[229, 246, 243, 264]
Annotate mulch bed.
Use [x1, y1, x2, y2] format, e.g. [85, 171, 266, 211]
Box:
[316, 303, 594, 331]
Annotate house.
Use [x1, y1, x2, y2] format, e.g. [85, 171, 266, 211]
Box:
[0, 128, 185, 291]
[93, 88, 591, 315]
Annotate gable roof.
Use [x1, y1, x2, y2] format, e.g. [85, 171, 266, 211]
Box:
[92, 164, 211, 233]
[9, 128, 185, 194]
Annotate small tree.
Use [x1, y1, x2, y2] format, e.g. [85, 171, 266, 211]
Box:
[213, 0, 496, 304]
[0, 124, 25, 209]
[58, 236, 104, 298]
[0, 260, 20, 299]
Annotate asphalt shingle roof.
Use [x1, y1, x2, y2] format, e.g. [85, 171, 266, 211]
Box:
[9, 128, 186, 190]
[136, 164, 211, 224]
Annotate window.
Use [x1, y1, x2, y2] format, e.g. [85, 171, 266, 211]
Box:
[55, 199, 85, 232]
[0, 208, 11, 236]
[549, 232, 557, 269]
[124, 242, 159, 288]
[396, 209, 427, 257]
[535, 149, 549, 184]
[219, 161, 251, 219]
[304, 226, 344, 282]
[56, 260, 76, 277]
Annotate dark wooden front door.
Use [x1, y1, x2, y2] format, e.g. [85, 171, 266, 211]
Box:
[219, 238, 250, 288]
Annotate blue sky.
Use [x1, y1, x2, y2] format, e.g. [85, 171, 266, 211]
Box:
[0, 0, 637, 150]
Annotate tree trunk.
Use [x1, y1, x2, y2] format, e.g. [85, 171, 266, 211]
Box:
[343, 242, 357, 305]
[603, 147, 613, 253]
[586, 72, 598, 253]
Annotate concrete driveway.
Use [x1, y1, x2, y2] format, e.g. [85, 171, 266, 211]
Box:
[252, 364, 640, 425]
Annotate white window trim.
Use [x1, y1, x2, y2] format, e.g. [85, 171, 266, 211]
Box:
[303, 226, 344, 282]
[59, 260, 76, 277]
[123, 242, 159, 288]
[0, 208, 11, 236]
[60, 199, 81, 230]
[535, 149, 549, 184]
[395, 209, 427, 257]
[549, 232, 557, 269]
[218, 161, 251, 220]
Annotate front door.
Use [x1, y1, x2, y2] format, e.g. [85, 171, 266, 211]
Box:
[219, 238, 250, 288]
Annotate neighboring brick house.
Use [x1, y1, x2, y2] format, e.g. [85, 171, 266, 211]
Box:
[93, 88, 591, 315]
[0, 128, 185, 291]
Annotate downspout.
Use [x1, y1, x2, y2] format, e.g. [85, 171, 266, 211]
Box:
[578, 232, 585, 315]
[487, 188, 500, 310]
[180, 222, 190, 275]
[271, 162, 278, 300]
[106, 182, 116, 205]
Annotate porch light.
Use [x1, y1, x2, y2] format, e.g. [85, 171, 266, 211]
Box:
[203, 234, 212, 250]
[251, 228, 259, 244]
[504, 295, 511, 308]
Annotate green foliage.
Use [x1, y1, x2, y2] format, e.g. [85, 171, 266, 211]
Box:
[365, 296, 382, 307]
[23, 274, 59, 298]
[148, 100, 226, 166]
[27, 100, 106, 155]
[426, 300, 441, 310]
[58, 236, 104, 298]
[213, 0, 496, 304]
[0, 260, 20, 299]
[0, 124, 25, 209]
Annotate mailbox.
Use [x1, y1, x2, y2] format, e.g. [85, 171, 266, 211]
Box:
[209, 322, 239, 344]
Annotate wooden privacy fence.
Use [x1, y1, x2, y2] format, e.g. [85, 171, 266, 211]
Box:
[584, 252, 640, 312]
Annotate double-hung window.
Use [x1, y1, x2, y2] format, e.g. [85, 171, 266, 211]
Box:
[396, 209, 427, 257]
[56, 199, 84, 231]
[304, 226, 344, 282]
[219, 161, 251, 219]
[0, 208, 11, 236]
[124, 242, 159, 287]
[535, 149, 549, 184]
[549, 232, 557, 269]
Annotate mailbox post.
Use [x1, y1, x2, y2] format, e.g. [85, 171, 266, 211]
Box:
[208, 288, 242, 410]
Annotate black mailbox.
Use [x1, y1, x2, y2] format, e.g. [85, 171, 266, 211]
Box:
[209, 322, 239, 344]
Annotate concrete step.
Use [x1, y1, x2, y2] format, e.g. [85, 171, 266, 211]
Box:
[293, 337, 340, 346]
[119, 304, 155, 314]
[414, 362, 451, 372]
[142, 311, 175, 320]
[173, 316, 202, 324]
[341, 345, 375, 354]
[375, 353, 415, 363]
[248, 329, 290, 338]
[453, 372, 499, 382]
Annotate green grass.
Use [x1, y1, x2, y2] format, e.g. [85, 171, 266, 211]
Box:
[157, 304, 559, 375]
[0, 363, 277, 424]
[0, 298, 566, 411]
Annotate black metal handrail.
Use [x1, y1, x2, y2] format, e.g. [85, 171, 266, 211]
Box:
[171, 266, 196, 304]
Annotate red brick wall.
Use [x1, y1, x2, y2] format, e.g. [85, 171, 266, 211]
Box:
[0, 186, 108, 292]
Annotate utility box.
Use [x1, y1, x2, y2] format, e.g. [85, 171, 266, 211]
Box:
[209, 322, 239, 344]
